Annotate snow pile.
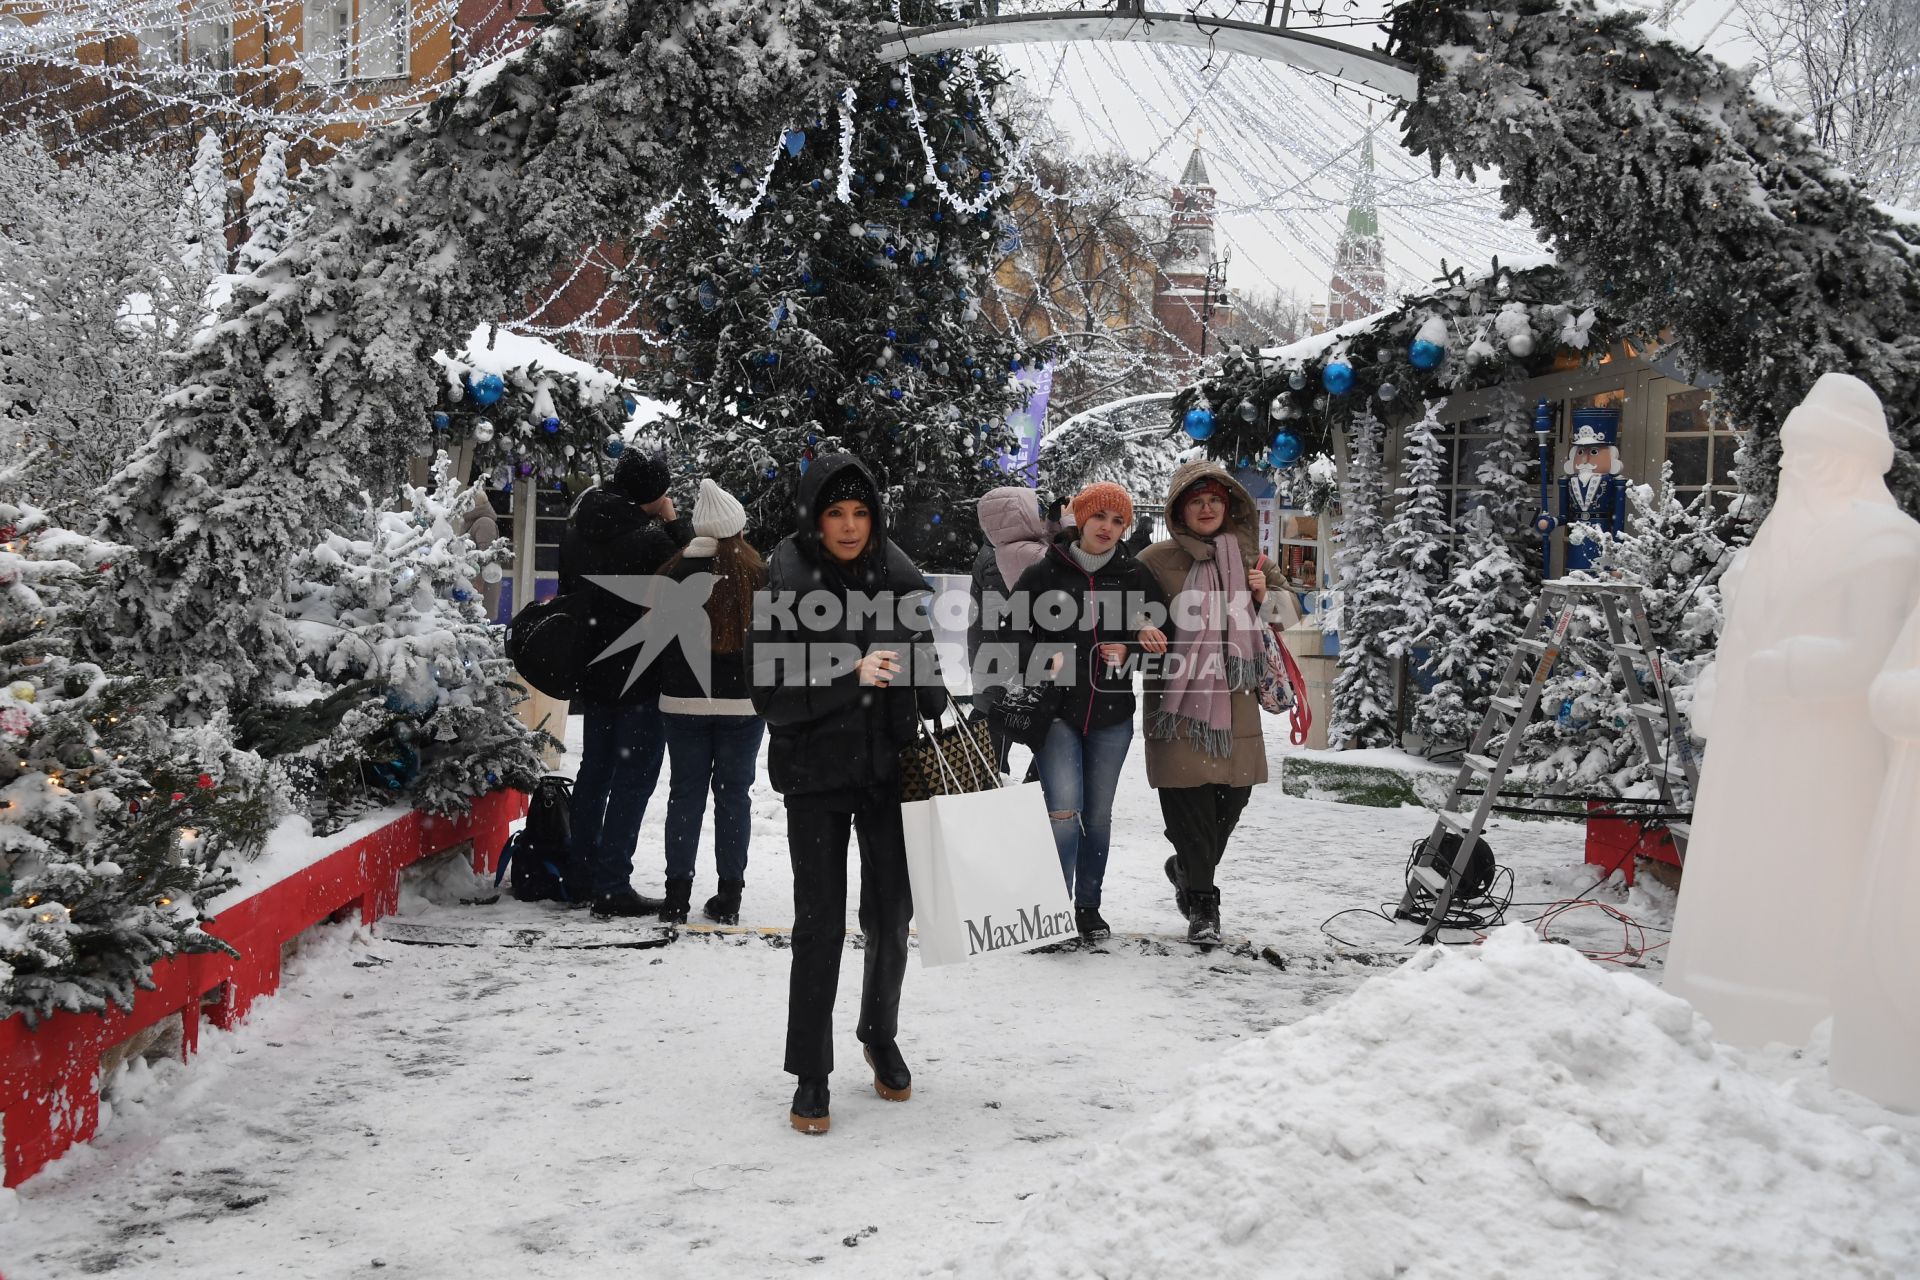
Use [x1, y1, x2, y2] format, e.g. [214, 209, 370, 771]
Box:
[960, 926, 1920, 1280]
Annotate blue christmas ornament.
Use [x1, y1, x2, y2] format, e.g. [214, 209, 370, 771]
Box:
[765, 466, 779, 479]
[931, 513, 942, 524]
[936, 161, 950, 176]
[605, 435, 626, 458]
[451, 587, 472, 603]
[731, 163, 745, 176]
[783, 129, 806, 158]
[886, 97, 898, 109]
[1268, 430, 1303, 468]
[980, 170, 992, 183]
[764, 352, 780, 366]
[884, 244, 897, 259]
[467, 372, 506, 407]
[899, 193, 913, 207]
[431, 412, 449, 431]
[886, 327, 897, 339]
[810, 179, 823, 193]
[541, 416, 560, 434]
[622, 397, 637, 415]
[697, 281, 719, 312]
[889, 387, 903, 400]
[1321, 361, 1355, 395]
[1409, 338, 1445, 370]
[1183, 407, 1216, 440]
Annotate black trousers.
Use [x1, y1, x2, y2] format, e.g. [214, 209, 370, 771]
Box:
[1159, 783, 1253, 895]
[784, 799, 913, 1078]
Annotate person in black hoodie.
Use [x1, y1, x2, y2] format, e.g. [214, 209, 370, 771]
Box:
[1003, 481, 1168, 941]
[746, 454, 946, 1135]
[558, 449, 693, 917]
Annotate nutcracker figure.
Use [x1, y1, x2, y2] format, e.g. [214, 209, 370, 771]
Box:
[1531, 403, 1626, 573]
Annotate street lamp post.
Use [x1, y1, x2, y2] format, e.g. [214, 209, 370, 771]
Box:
[1198, 245, 1231, 359]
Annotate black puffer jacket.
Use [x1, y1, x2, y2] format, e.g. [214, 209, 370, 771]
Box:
[747, 455, 946, 803]
[557, 486, 693, 704]
[1005, 528, 1169, 735]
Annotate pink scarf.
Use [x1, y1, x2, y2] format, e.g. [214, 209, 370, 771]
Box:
[1147, 533, 1261, 758]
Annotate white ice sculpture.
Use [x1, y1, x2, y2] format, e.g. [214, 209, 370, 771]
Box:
[1830, 598, 1920, 1110]
[1664, 373, 1920, 1049]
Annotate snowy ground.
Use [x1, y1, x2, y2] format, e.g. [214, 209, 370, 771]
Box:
[7, 715, 1910, 1278]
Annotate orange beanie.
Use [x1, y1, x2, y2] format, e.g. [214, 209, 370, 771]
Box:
[1071, 482, 1134, 528]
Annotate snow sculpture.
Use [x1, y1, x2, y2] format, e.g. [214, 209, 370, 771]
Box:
[1829, 597, 1920, 1111]
[1665, 373, 1920, 1048]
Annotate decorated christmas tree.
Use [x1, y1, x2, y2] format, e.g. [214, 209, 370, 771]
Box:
[642, 25, 1050, 564]
[0, 502, 266, 1019]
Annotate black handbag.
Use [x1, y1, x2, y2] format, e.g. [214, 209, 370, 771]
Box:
[504, 591, 592, 700]
[989, 677, 1062, 750]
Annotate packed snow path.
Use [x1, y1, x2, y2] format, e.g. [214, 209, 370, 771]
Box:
[7, 718, 1687, 1277]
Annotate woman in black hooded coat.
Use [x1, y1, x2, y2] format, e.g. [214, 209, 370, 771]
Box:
[746, 454, 947, 1135]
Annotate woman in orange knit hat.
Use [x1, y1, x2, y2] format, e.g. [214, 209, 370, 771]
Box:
[1001, 481, 1169, 941]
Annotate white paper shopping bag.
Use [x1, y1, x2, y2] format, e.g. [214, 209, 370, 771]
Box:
[904, 781, 1077, 967]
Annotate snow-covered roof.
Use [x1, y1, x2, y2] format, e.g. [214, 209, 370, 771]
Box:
[1255, 252, 1562, 362]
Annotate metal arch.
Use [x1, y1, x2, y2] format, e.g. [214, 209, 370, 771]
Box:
[875, 9, 1420, 101]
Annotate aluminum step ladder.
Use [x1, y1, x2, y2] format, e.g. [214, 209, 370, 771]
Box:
[1395, 579, 1700, 943]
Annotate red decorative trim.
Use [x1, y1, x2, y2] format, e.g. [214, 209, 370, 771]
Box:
[0, 789, 527, 1188]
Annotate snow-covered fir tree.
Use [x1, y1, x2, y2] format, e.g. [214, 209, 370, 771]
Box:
[1380, 400, 1452, 668]
[176, 127, 231, 320]
[1413, 505, 1532, 750]
[1328, 415, 1400, 749]
[644, 23, 1048, 565]
[0, 502, 267, 1019]
[233, 133, 298, 277]
[272, 453, 549, 831]
[1517, 465, 1731, 793]
[0, 133, 205, 527]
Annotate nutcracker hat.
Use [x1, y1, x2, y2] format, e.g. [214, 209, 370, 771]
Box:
[1570, 408, 1619, 448]
[1780, 372, 1894, 472]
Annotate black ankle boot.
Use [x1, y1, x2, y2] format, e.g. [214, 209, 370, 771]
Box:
[592, 887, 665, 918]
[863, 1041, 912, 1101]
[659, 877, 693, 924]
[1164, 855, 1191, 919]
[1187, 890, 1222, 946]
[703, 879, 744, 925]
[1075, 906, 1111, 942]
[790, 1077, 831, 1134]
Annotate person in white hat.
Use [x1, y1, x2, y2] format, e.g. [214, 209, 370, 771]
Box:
[652, 479, 767, 925]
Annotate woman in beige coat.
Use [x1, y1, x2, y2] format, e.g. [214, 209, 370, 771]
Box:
[1138, 460, 1271, 944]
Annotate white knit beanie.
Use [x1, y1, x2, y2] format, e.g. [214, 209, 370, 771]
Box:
[692, 478, 748, 540]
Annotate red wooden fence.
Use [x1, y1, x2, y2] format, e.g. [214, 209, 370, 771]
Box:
[0, 788, 526, 1188]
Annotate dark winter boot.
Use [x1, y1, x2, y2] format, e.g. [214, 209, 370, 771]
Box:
[1164, 855, 1191, 920]
[658, 877, 693, 924]
[591, 886, 666, 919]
[1186, 890, 1222, 947]
[703, 879, 744, 925]
[1075, 906, 1111, 942]
[863, 1040, 912, 1102]
[790, 1077, 831, 1135]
